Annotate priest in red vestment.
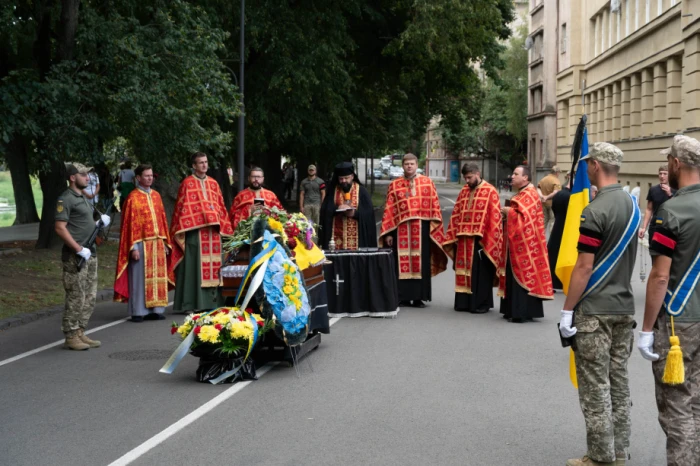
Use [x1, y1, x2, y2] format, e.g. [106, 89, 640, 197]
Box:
[443, 163, 502, 313]
[379, 153, 447, 308]
[114, 164, 173, 321]
[229, 167, 284, 230]
[169, 152, 234, 312]
[498, 165, 554, 322]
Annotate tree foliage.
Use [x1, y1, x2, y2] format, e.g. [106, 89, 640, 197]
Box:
[441, 22, 528, 166]
[0, 0, 514, 245]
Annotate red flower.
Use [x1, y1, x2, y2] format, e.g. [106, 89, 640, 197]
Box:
[170, 327, 178, 335]
[245, 307, 254, 314]
[238, 316, 245, 321]
[288, 238, 298, 249]
[290, 250, 296, 257]
[257, 320, 264, 326]
[215, 324, 223, 330]
[222, 309, 230, 314]
[193, 326, 202, 335]
[192, 315, 200, 321]
[210, 311, 219, 316]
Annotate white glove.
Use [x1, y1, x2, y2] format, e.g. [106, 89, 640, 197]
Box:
[559, 310, 577, 338]
[77, 247, 92, 261]
[637, 331, 660, 361]
[98, 214, 111, 227]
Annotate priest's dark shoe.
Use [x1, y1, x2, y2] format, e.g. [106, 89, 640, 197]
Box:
[131, 316, 144, 323]
[399, 300, 412, 307]
[412, 300, 426, 308]
[473, 307, 490, 314]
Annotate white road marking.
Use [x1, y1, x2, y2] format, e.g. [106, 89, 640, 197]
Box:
[441, 196, 456, 204]
[107, 316, 342, 466]
[0, 302, 174, 368]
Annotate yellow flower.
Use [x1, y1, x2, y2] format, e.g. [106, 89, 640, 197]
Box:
[268, 218, 283, 233]
[230, 321, 254, 340]
[211, 313, 231, 326]
[177, 324, 190, 338]
[198, 325, 220, 344]
[283, 285, 294, 295]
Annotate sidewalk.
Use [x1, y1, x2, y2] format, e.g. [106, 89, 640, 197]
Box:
[0, 212, 122, 245]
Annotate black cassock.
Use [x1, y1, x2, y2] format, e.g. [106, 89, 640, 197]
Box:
[547, 188, 571, 290]
[318, 184, 377, 250]
[387, 220, 432, 302]
[454, 241, 496, 312]
[499, 258, 544, 321]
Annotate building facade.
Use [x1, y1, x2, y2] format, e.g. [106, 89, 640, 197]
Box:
[531, 0, 700, 200]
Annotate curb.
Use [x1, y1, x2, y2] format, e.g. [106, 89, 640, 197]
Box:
[0, 288, 115, 331]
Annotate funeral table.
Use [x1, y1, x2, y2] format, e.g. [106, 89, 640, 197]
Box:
[323, 248, 400, 318]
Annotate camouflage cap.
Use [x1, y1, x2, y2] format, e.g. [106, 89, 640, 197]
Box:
[65, 162, 89, 179]
[580, 142, 623, 167]
[671, 135, 700, 167]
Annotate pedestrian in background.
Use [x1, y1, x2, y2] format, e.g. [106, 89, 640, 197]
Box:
[299, 164, 325, 225]
[54, 163, 111, 350]
[639, 160, 676, 243]
[559, 142, 640, 466]
[83, 167, 100, 207]
[117, 160, 136, 211]
[537, 165, 562, 234]
[638, 135, 700, 466]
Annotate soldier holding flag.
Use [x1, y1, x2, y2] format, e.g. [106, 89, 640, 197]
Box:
[558, 141, 640, 466]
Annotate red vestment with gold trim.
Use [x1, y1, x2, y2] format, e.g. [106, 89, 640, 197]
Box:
[114, 187, 173, 307]
[498, 184, 554, 299]
[379, 175, 447, 279]
[443, 181, 502, 293]
[168, 175, 233, 287]
[331, 184, 360, 250]
[229, 188, 284, 230]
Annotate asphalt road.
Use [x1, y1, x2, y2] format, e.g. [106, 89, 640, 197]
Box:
[0, 185, 667, 466]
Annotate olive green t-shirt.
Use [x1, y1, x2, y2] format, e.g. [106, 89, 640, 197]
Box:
[576, 184, 638, 315]
[55, 188, 96, 261]
[650, 184, 700, 322]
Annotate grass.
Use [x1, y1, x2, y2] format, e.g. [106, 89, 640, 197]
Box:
[0, 171, 44, 227]
[0, 241, 119, 320]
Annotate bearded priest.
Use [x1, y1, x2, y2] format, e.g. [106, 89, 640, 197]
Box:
[169, 152, 234, 312]
[498, 165, 554, 322]
[443, 163, 502, 313]
[379, 153, 447, 308]
[229, 167, 284, 230]
[318, 162, 376, 250]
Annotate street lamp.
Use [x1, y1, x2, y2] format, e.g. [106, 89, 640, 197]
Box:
[237, 0, 245, 192]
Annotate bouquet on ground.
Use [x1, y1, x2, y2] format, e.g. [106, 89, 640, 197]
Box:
[171, 307, 273, 357]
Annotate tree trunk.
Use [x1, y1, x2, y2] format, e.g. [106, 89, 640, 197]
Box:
[35, 159, 68, 249]
[4, 138, 40, 224]
[57, 0, 80, 61]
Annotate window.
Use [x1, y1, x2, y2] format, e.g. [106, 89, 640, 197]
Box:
[540, 138, 544, 161]
[561, 23, 567, 53]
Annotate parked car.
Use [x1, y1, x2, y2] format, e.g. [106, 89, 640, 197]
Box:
[388, 166, 403, 179]
[373, 168, 384, 179]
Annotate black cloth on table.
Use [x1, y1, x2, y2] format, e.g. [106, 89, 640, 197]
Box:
[547, 187, 571, 290]
[318, 182, 377, 250]
[500, 258, 544, 320]
[323, 249, 399, 317]
[454, 241, 496, 312]
[387, 220, 432, 302]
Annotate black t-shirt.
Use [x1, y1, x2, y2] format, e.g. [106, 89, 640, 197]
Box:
[647, 184, 676, 234]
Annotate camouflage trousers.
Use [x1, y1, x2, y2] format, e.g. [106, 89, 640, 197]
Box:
[652, 314, 700, 466]
[61, 256, 98, 334]
[304, 203, 321, 226]
[574, 313, 635, 463]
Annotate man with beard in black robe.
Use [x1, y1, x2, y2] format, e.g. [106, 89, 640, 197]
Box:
[319, 162, 377, 250]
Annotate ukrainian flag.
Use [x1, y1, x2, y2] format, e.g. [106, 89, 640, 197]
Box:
[556, 128, 591, 294]
[555, 127, 591, 390]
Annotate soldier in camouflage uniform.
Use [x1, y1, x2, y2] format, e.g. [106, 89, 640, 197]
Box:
[54, 163, 111, 350]
[638, 135, 700, 466]
[559, 143, 639, 466]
